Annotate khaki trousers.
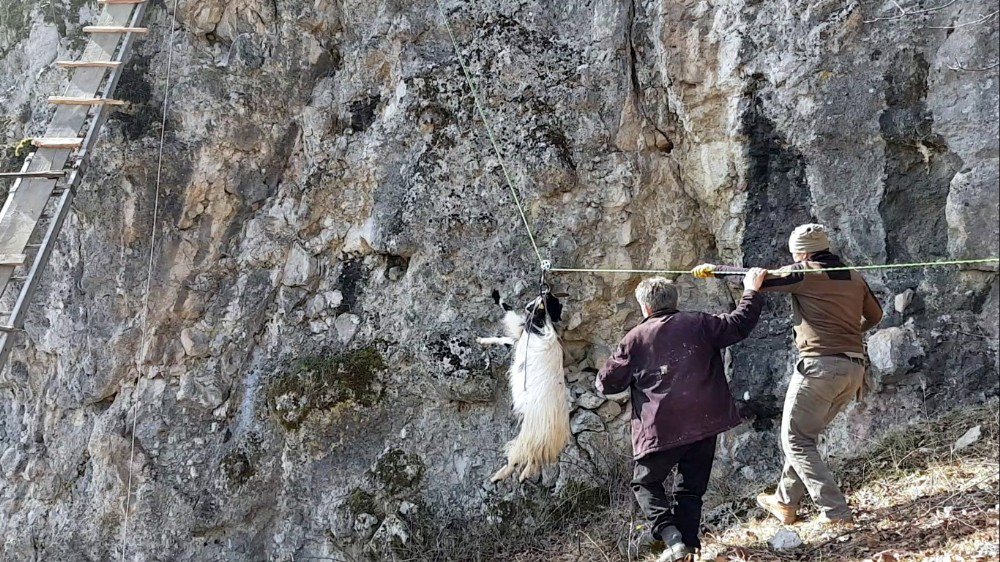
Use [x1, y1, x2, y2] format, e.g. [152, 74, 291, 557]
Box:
[776, 355, 865, 518]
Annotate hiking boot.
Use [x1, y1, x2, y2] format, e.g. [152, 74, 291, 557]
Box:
[816, 511, 855, 526]
[655, 526, 693, 562]
[756, 493, 799, 525]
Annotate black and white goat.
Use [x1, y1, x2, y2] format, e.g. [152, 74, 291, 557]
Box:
[478, 290, 570, 482]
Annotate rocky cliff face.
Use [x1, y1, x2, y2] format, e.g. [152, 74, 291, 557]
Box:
[1, 0, 997, 560]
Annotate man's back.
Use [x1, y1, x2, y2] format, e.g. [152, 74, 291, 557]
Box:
[597, 290, 764, 458]
[762, 251, 883, 357]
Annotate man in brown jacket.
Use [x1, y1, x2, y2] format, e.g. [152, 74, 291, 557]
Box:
[597, 269, 767, 561]
[695, 223, 884, 525]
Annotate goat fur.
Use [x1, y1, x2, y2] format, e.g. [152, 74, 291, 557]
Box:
[478, 296, 570, 482]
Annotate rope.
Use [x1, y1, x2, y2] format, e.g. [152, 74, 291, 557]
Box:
[433, 0, 545, 268]
[769, 258, 1000, 275]
[550, 258, 998, 276]
[550, 267, 691, 275]
[120, 0, 179, 559]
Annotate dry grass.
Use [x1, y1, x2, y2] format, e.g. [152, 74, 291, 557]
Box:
[703, 400, 1000, 562]
[386, 401, 998, 561]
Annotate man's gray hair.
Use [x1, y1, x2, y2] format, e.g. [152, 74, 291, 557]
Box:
[635, 277, 678, 312]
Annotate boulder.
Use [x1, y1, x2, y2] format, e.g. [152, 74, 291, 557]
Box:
[867, 326, 924, 379]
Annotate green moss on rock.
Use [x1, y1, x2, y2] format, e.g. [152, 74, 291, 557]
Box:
[373, 449, 425, 495]
[267, 347, 386, 431]
[345, 489, 381, 517]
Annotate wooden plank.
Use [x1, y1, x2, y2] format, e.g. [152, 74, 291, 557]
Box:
[48, 96, 125, 106]
[0, 171, 66, 180]
[56, 61, 121, 69]
[32, 138, 84, 149]
[0, 254, 27, 267]
[82, 26, 149, 34]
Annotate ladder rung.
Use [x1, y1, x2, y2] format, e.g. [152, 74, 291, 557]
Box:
[0, 254, 27, 267]
[0, 326, 18, 333]
[32, 138, 83, 149]
[0, 171, 66, 179]
[82, 26, 149, 34]
[48, 96, 125, 106]
[56, 60, 121, 69]
[98, 0, 148, 3]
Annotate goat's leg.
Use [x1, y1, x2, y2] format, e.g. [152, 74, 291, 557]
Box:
[491, 463, 517, 482]
[518, 459, 541, 482]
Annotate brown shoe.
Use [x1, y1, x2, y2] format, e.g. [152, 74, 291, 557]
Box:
[756, 493, 799, 524]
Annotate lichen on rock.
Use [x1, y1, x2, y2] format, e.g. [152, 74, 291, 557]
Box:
[266, 347, 386, 430]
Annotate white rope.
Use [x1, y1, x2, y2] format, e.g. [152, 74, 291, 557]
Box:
[120, 0, 180, 558]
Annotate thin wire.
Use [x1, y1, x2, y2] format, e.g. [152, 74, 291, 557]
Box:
[434, 0, 545, 268]
[120, 0, 179, 559]
[550, 258, 999, 276]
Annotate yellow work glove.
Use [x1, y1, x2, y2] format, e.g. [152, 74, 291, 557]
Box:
[691, 263, 716, 279]
[14, 138, 33, 157]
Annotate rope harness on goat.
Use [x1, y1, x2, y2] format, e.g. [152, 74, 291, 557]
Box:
[521, 265, 552, 391]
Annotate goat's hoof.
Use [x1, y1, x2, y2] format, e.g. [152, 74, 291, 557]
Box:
[491, 465, 514, 482]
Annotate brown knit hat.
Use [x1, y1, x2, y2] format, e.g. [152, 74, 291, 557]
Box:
[788, 223, 830, 254]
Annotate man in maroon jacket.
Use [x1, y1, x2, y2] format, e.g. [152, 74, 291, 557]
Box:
[597, 269, 767, 561]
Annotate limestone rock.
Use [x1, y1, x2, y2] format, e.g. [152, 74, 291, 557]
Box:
[353, 513, 379, 538]
[894, 289, 915, 314]
[576, 391, 606, 410]
[597, 400, 623, 421]
[868, 326, 925, 378]
[334, 314, 361, 343]
[283, 244, 316, 287]
[571, 410, 604, 434]
[953, 425, 981, 451]
[770, 529, 803, 550]
[369, 514, 409, 548]
[0, 447, 24, 478]
[180, 328, 211, 358]
[945, 161, 1000, 268]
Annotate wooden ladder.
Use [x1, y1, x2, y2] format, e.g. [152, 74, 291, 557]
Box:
[0, 1, 149, 368]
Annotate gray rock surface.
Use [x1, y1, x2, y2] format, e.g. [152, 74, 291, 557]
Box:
[770, 528, 803, 551]
[868, 324, 926, 379]
[0, 0, 997, 560]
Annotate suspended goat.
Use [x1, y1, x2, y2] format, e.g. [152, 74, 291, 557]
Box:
[478, 289, 570, 482]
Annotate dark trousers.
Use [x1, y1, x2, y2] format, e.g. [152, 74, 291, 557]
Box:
[631, 435, 717, 549]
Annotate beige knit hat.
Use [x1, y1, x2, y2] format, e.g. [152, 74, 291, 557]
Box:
[788, 223, 830, 254]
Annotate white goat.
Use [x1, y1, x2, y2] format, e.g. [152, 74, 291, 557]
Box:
[478, 291, 570, 482]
